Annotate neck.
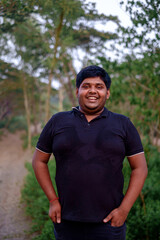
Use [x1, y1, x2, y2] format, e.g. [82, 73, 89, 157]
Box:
[79, 107, 104, 122]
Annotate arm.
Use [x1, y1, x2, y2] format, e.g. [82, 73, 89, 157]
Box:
[103, 152, 148, 226]
[32, 149, 61, 223]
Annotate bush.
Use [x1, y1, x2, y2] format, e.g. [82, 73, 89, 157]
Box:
[8, 115, 27, 132]
[22, 144, 160, 239]
[124, 144, 160, 240]
[22, 159, 57, 239]
[22, 134, 40, 149]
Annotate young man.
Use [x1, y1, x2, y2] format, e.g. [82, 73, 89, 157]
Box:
[32, 65, 148, 240]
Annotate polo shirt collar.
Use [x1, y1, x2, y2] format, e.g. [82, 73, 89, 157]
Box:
[72, 106, 109, 118]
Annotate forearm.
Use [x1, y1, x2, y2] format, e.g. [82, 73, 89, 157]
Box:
[32, 159, 57, 201]
[103, 164, 147, 226]
[120, 167, 148, 213]
[32, 149, 61, 223]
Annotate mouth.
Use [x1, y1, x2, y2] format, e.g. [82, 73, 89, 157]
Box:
[87, 96, 98, 100]
[87, 96, 98, 102]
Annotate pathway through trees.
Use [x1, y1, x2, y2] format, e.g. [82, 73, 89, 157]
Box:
[0, 130, 34, 240]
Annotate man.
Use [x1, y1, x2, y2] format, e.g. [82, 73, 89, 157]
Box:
[32, 65, 148, 240]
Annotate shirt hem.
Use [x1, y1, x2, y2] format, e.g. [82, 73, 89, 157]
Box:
[127, 151, 144, 157]
[36, 147, 52, 154]
[62, 215, 103, 223]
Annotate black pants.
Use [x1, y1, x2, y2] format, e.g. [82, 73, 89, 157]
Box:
[54, 220, 126, 240]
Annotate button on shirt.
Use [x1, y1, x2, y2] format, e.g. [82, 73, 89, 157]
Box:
[36, 107, 144, 222]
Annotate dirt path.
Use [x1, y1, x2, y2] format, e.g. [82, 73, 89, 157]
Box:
[0, 130, 34, 240]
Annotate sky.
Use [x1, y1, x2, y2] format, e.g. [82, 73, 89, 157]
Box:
[86, 0, 132, 28]
[2, 0, 133, 88]
[73, 0, 132, 73]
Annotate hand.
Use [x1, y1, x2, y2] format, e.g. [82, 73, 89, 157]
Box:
[49, 200, 61, 223]
[103, 207, 129, 227]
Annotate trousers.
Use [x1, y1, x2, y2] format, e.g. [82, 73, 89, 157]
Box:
[54, 219, 126, 240]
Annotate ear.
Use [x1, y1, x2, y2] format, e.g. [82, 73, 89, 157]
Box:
[106, 89, 110, 99]
[76, 88, 79, 97]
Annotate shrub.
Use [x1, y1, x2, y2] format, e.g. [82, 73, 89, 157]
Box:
[22, 144, 160, 239]
[8, 115, 27, 132]
[22, 159, 56, 239]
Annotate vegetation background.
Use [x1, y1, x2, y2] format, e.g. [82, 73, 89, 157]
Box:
[0, 0, 160, 239]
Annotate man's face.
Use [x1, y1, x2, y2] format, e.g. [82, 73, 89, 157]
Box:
[76, 77, 110, 115]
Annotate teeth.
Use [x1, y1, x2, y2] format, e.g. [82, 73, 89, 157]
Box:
[88, 97, 97, 100]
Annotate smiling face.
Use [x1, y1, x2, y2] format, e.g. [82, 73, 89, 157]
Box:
[76, 77, 110, 116]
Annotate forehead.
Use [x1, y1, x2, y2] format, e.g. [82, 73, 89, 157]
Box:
[81, 77, 105, 85]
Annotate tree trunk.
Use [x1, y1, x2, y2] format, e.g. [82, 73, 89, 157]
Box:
[22, 74, 31, 150]
[45, 72, 53, 123]
[62, 60, 77, 107]
[66, 75, 77, 107]
[45, 11, 64, 122]
[58, 87, 64, 112]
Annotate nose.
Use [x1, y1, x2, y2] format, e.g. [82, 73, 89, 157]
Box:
[88, 86, 97, 94]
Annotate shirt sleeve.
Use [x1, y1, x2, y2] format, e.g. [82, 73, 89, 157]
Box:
[36, 116, 55, 154]
[125, 118, 144, 157]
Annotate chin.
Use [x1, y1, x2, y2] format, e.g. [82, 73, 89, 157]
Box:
[86, 107, 102, 114]
[86, 106, 98, 111]
[86, 104, 99, 109]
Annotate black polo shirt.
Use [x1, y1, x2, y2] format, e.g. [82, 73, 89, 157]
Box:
[36, 107, 144, 222]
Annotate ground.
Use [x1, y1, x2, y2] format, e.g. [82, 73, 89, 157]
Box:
[0, 130, 35, 240]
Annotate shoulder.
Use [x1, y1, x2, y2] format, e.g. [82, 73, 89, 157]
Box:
[107, 111, 131, 133]
[40, 110, 73, 136]
[50, 110, 73, 121]
[108, 111, 129, 122]
[46, 110, 75, 129]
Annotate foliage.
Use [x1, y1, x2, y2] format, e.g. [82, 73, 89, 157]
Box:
[93, 2, 160, 238]
[96, 0, 160, 144]
[22, 159, 57, 240]
[7, 115, 27, 132]
[22, 142, 160, 240]
[124, 144, 160, 240]
[119, 0, 160, 52]
[0, 60, 24, 121]
[33, 220, 55, 240]
[98, 51, 160, 143]
[1, 0, 160, 239]
[0, 0, 120, 137]
[0, 59, 43, 138]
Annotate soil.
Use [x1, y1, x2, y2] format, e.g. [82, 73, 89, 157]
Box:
[0, 130, 35, 240]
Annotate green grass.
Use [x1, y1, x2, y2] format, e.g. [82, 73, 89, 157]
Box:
[21, 159, 57, 240]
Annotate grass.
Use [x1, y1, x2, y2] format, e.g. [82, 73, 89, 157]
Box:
[22, 158, 57, 240]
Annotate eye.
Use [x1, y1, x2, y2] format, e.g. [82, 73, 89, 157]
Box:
[97, 85, 103, 89]
[82, 85, 89, 89]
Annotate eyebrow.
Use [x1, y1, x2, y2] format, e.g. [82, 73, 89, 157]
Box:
[82, 82, 105, 86]
[96, 83, 105, 86]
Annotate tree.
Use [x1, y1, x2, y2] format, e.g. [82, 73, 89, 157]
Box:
[0, 0, 120, 146]
[24, 0, 119, 121]
[0, 59, 41, 145]
[119, 0, 160, 53]
[96, 1, 160, 239]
